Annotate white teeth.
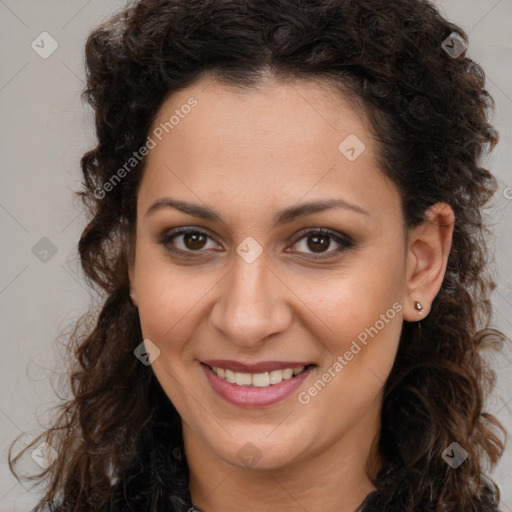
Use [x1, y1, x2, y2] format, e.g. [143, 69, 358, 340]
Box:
[252, 372, 271, 387]
[225, 369, 236, 384]
[269, 370, 283, 385]
[235, 372, 252, 386]
[211, 365, 306, 387]
[282, 368, 293, 380]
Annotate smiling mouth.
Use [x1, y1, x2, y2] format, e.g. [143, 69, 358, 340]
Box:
[201, 362, 315, 388]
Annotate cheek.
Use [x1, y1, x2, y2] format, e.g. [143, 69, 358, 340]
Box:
[134, 248, 193, 343]
[296, 256, 405, 406]
[134, 247, 224, 365]
[299, 261, 405, 347]
[295, 275, 403, 432]
[137, 279, 203, 346]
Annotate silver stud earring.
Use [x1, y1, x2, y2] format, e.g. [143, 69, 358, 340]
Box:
[414, 301, 423, 313]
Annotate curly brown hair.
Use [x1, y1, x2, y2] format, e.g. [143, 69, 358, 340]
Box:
[9, 0, 507, 510]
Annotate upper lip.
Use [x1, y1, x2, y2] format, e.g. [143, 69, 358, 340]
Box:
[202, 360, 314, 373]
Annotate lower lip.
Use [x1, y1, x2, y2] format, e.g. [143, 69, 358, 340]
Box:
[201, 364, 314, 408]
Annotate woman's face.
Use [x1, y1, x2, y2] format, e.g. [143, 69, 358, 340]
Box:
[129, 76, 412, 471]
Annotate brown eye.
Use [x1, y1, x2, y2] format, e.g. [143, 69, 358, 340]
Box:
[182, 232, 207, 250]
[160, 226, 353, 260]
[160, 228, 219, 256]
[306, 233, 331, 253]
[290, 228, 353, 259]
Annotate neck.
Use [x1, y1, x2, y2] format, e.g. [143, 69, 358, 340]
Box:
[184, 406, 382, 512]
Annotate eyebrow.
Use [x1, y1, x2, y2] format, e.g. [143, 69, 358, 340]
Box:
[145, 196, 369, 226]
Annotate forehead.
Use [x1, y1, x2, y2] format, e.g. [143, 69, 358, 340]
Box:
[150, 75, 368, 157]
[138, 75, 401, 226]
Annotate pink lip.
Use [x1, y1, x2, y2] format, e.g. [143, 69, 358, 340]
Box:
[202, 359, 313, 373]
[201, 363, 315, 408]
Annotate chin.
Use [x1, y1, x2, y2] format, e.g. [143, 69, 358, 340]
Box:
[209, 429, 313, 471]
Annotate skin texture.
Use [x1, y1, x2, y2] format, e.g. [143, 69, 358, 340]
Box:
[128, 76, 454, 512]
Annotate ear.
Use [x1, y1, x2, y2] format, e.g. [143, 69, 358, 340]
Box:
[403, 202, 455, 321]
[127, 229, 138, 307]
[128, 262, 138, 307]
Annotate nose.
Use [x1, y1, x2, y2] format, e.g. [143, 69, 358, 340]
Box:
[208, 251, 293, 348]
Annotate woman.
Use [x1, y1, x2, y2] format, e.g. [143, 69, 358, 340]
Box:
[9, 0, 507, 510]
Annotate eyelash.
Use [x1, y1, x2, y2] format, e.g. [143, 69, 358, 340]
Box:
[159, 226, 353, 260]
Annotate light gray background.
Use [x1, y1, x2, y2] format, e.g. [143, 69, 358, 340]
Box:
[0, 1, 511, 511]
